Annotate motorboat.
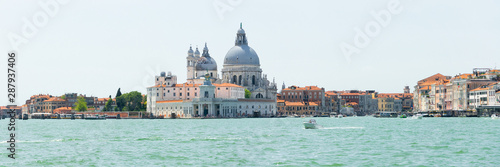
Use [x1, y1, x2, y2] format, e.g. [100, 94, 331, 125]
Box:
[84, 114, 106, 120]
[337, 115, 343, 118]
[411, 114, 423, 119]
[374, 112, 398, 118]
[492, 114, 499, 120]
[303, 119, 322, 129]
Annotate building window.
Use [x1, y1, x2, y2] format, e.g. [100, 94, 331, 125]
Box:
[195, 93, 197, 96]
[173, 93, 176, 96]
[157, 93, 159, 96]
[187, 93, 190, 96]
[180, 93, 182, 96]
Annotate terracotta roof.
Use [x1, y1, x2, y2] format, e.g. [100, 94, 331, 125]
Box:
[489, 69, 500, 73]
[419, 86, 431, 90]
[285, 102, 304, 106]
[418, 73, 449, 86]
[341, 93, 363, 96]
[277, 99, 285, 103]
[453, 73, 473, 80]
[470, 87, 490, 92]
[45, 97, 66, 102]
[54, 107, 72, 112]
[97, 98, 115, 102]
[346, 102, 358, 106]
[325, 91, 337, 96]
[283, 85, 322, 91]
[213, 83, 243, 88]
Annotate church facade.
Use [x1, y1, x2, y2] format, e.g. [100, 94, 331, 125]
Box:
[146, 24, 278, 118]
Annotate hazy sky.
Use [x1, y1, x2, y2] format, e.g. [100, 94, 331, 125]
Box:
[1, 0, 500, 105]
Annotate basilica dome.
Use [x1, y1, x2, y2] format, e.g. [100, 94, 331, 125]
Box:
[224, 45, 260, 66]
[223, 24, 260, 66]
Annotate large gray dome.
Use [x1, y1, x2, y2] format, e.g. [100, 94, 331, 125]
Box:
[224, 45, 260, 65]
[195, 56, 217, 70]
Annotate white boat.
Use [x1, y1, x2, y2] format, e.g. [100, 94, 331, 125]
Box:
[303, 119, 322, 129]
[492, 114, 499, 119]
[411, 114, 423, 119]
[337, 115, 343, 118]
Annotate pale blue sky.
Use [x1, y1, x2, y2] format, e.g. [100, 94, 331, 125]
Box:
[1, 0, 500, 105]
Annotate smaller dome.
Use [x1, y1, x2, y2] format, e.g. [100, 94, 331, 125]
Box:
[195, 56, 217, 71]
[194, 47, 200, 57]
[187, 46, 194, 57]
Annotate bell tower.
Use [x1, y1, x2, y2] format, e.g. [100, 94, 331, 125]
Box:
[186, 45, 196, 79]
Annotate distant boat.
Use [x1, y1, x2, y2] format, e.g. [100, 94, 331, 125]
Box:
[85, 114, 106, 120]
[374, 112, 398, 118]
[303, 119, 322, 129]
[492, 114, 499, 120]
[337, 115, 343, 118]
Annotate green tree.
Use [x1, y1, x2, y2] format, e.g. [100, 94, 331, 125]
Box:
[123, 91, 143, 111]
[61, 95, 66, 99]
[75, 96, 87, 112]
[104, 98, 113, 111]
[116, 96, 125, 111]
[245, 89, 251, 98]
[116, 88, 122, 98]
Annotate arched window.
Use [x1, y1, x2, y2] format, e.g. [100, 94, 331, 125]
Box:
[256, 93, 264, 98]
[233, 75, 237, 84]
[252, 75, 256, 85]
[204, 91, 209, 98]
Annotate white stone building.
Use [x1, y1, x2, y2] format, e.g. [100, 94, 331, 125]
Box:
[147, 24, 278, 118]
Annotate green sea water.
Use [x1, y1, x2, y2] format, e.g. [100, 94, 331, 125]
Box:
[1, 117, 500, 166]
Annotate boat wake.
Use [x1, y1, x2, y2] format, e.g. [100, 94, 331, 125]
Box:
[320, 127, 364, 130]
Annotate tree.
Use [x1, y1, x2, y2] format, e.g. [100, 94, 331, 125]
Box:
[75, 96, 87, 112]
[245, 89, 251, 98]
[104, 98, 113, 111]
[116, 96, 125, 111]
[61, 95, 66, 99]
[116, 88, 122, 98]
[122, 91, 143, 111]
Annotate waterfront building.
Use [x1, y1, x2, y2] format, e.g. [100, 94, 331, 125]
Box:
[0, 106, 22, 117]
[24, 93, 109, 113]
[469, 82, 500, 108]
[377, 97, 394, 112]
[376, 92, 413, 112]
[413, 69, 499, 114]
[278, 85, 326, 116]
[146, 24, 278, 118]
[41, 97, 67, 113]
[277, 100, 319, 116]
